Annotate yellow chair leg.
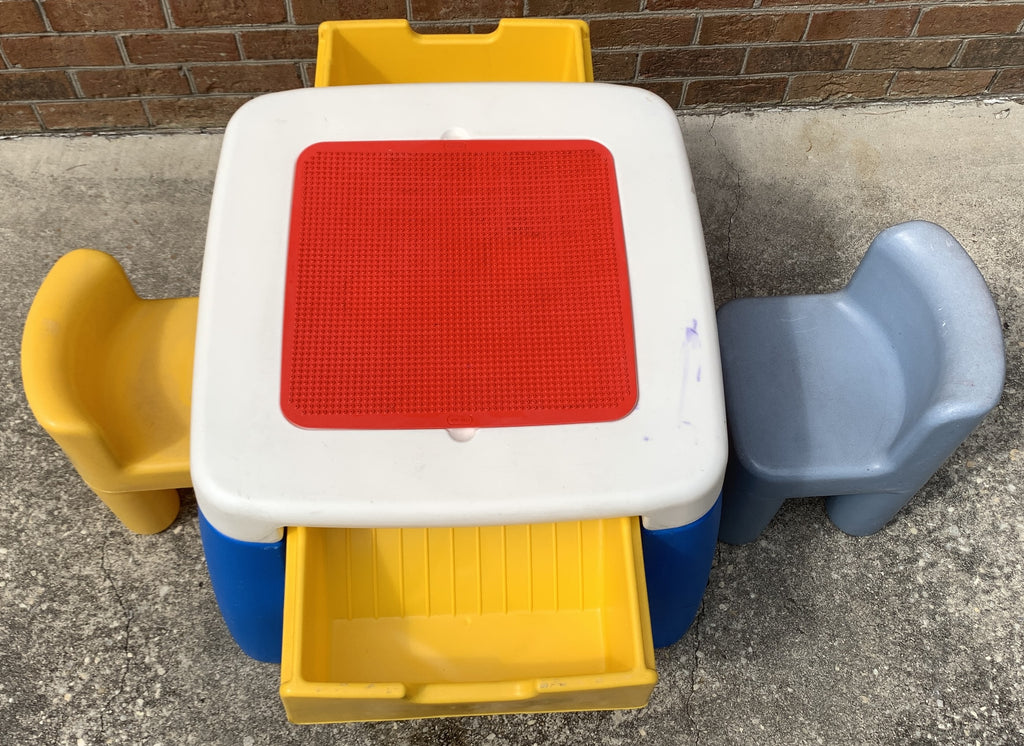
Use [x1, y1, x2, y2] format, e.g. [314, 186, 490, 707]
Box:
[91, 486, 181, 534]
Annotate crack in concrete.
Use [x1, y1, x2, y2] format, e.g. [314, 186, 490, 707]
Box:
[706, 114, 742, 301]
[686, 542, 721, 746]
[688, 603, 702, 746]
[691, 544, 720, 745]
[97, 538, 133, 741]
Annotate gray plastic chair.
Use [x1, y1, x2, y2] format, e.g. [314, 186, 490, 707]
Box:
[716, 221, 1004, 544]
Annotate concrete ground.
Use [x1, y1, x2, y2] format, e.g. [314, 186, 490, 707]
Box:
[0, 98, 1021, 746]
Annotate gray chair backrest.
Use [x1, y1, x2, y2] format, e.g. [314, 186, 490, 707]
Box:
[843, 221, 1004, 476]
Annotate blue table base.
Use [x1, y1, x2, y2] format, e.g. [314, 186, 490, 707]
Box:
[198, 512, 286, 663]
[199, 496, 722, 663]
[640, 495, 721, 648]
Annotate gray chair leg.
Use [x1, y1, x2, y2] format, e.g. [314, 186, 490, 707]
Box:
[719, 493, 787, 545]
[825, 490, 916, 536]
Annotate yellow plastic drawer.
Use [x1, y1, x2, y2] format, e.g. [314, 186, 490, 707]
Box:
[280, 518, 656, 723]
[313, 18, 593, 86]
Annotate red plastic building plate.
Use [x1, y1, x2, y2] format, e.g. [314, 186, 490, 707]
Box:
[282, 140, 637, 429]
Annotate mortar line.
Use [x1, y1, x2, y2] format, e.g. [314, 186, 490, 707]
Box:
[66, 69, 85, 98]
[909, 6, 924, 36]
[29, 103, 44, 128]
[951, 38, 968, 67]
[846, 40, 858, 71]
[33, 0, 54, 32]
[114, 35, 131, 66]
[883, 70, 897, 96]
[983, 69, 998, 95]
[159, 0, 175, 28]
[182, 65, 199, 94]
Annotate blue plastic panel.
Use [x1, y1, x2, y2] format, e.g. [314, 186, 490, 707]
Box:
[641, 495, 721, 648]
[198, 510, 286, 663]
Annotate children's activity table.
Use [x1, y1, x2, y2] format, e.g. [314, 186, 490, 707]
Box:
[191, 82, 726, 722]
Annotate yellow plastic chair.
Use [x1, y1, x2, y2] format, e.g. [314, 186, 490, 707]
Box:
[314, 18, 593, 86]
[21, 249, 197, 534]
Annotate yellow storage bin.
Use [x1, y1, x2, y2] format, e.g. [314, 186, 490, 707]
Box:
[314, 18, 593, 86]
[280, 518, 656, 723]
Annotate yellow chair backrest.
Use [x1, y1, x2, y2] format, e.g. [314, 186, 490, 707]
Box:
[21, 250, 195, 498]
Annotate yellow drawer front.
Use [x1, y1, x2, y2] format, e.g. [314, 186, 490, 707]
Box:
[280, 518, 656, 723]
[314, 19, 593, 86]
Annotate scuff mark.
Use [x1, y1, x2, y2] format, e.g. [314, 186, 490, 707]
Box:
[679, 320, 704, 425]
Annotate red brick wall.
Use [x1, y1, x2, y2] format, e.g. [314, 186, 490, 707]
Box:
[1, 0, 1022, 133]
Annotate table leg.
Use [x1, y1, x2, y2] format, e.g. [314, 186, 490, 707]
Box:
[640, 494, 721, 648]
[198, 510, 286, 663]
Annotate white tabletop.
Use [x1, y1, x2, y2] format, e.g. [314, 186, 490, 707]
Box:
[192, 83, 726, 543]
